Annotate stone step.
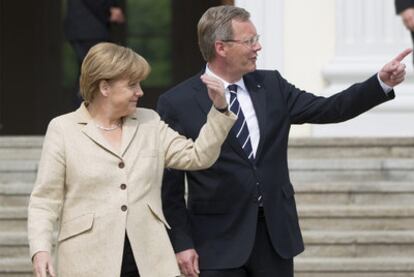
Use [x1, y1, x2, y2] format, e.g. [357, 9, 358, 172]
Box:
[0, 136, 43, 161]
[0, 257, 31, 276]
[290, 159, 414, 182]
[0, 149, 41, 161]
[0, 183, 32, 207]
[4, 205, 414, 232]
[302, 230, 414, 257]
[4, 181, 414, 207]
[0, 183, 32, 195]
[2, 154, 414, 184]
[298, 205, 414, 231]
[0, 196, 29, 207]
[4, 230, 414, 259]
[0, 207, 27, 232]
[3, 180, 414, 211]
[0, 173, 36, 184]
[291, 159, 414, 170]
[294, 181, 414, 205]
[288, 138, 414, 159]
[0, 232, 28, 259]
[0, 232, 57, 261]
[294, 257, 414, 277]
[2, 137, 414, 159]
[0, 160, 38, 171]
[2, 257, 414, 277]
[2, 158, 414, 175]
[0, 136, 43, 147]
[0, 273, 32, 277]
[296, 273, 414, 277]
[0, 161, 38, 183]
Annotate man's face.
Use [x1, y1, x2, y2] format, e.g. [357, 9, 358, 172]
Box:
[224, 20, 262, 76]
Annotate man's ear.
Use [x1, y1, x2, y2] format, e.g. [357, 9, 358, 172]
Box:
[98, 80, 110, 97]
[215, 41, 228, 58]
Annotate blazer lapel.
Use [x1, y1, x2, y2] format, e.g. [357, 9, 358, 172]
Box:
[244, 74, 267, 160]
[76, 104, 122, 158]
[120, 114, 139, 157]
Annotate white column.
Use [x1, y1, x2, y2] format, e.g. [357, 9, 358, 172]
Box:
[235, 0, 284, 71]
[313, 0, 414, 137]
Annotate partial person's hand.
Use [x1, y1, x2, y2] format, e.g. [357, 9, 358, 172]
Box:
[200, 74, 227, 111]
[401, 8, 414, 31]
[176, 249, 200, 277]
[109, 7, 125, 24]
[379, 48, 412, 87]
[32, 251, 56, 277]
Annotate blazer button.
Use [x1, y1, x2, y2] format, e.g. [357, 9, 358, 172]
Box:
[121, 205, 128, 211]
[118, 162, 125, 168]
[120, 183, 127, 190]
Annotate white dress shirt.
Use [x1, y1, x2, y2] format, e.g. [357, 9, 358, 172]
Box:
[206, 65, 260, 157]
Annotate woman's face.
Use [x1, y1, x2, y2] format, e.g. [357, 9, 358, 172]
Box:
[106, 78, 143, 116]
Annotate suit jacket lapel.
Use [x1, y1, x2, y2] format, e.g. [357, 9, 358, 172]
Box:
[194, 72, 258, 162]
[82, 123, 119, 157]
[120, 114, 139, 157]
[191, 71, 267, 162]
[76, 106, 118, 158]
[76, 103, 137, 159]
[190, 73, 247, 161]
[244, 74, 267, 160]
[192, 72, 212, 115]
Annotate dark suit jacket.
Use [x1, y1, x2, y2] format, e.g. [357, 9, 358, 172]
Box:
[157, 70, 394, 269]
[64, 0, 119, 41]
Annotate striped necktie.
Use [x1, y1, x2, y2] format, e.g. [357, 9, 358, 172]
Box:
[228, 84, 263, 205]
[228, 84, 254, 162]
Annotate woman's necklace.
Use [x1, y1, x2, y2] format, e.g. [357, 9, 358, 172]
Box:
[95, 120, 122, 131]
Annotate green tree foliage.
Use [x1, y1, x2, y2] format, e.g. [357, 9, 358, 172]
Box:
[127, 0, 172, 87]
[62, 0, 172, 91]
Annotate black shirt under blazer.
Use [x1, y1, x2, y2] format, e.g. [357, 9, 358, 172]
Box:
[157, 70, 394, 269]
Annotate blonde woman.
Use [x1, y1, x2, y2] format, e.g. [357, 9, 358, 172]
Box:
[28, 42, 235, 277]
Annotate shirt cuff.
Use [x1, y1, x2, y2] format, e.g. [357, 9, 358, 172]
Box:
[377, 73, 393, 95]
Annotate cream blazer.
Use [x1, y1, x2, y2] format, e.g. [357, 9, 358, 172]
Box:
[28, 104, 235, 277]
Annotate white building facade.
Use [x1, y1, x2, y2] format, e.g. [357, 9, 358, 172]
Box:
[236, 0, 414, 137]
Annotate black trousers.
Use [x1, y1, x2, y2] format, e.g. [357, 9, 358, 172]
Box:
[120, 235, 140, 277]
[201, 208, 293, 277]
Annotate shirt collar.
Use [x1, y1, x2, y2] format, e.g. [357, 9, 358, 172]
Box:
[205, 64, 247, 92]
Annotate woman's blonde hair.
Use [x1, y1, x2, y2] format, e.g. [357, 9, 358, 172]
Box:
[79, 42, 151, 103]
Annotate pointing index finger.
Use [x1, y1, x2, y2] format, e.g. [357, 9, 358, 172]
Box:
[394, 48, 412, 62]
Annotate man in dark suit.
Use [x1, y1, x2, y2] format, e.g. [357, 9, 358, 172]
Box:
[157, 5, 410, 277]
[64, 0, 124, 107]
[396, 0, 414, 64]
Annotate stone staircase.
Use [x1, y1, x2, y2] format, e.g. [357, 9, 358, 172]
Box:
[0, 137, 42, 277]
[288, 138, 414, 277]
[0, 136, 414, 276]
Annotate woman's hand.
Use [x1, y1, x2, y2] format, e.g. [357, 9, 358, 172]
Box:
[200, 74, 228, 111]
[33, 251, 56, 277]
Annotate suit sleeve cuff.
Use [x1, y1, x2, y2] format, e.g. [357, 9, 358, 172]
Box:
[377, 73, 393, 96]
